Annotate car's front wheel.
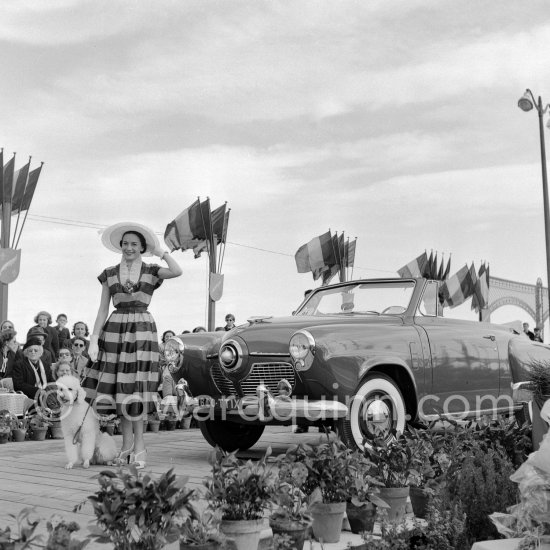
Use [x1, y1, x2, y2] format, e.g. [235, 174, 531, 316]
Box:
[198, 419, 265, 451]
[337, 373, 406, 450]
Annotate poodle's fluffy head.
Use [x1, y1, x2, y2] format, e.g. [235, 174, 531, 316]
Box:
[56, 374, 86, 405]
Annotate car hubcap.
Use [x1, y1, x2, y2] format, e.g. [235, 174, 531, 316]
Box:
[359, 392, 394, 439]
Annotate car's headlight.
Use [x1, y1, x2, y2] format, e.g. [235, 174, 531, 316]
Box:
[219, 339, 245, 372]
[289, 330, 315, 370]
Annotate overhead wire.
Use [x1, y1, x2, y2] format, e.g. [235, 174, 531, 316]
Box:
[25, 213, 395, 275]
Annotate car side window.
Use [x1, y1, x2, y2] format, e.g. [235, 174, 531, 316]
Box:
[418, 281, 439, 317]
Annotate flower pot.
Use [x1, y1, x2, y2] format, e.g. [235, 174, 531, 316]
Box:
[179, 541, 221, 550]
[143, 420, 149, 432]
[345, 501, 376, 534]
[378, 487, 410, 524]
[165, 420, 177, 431]
[148, 420, 161, 433]
[11, 428, 26, 442]
[220, 518, 265, 550]
[309, 501, 346, 543]
[29, 427, 48, 441]
[181, 415, 192, 430]
[0, 430, 9, 444]
[49, 424, 64, 439]
[269, 518, 309, 550]
[409, 486, 430, 519]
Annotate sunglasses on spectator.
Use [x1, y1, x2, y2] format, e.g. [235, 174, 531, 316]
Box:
[59, 352, 71, 356]
[73, 343, 85, 348]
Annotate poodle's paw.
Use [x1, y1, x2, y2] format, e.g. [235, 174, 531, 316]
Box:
[65, 462, 74, 469]
[82, 459, 90, 469]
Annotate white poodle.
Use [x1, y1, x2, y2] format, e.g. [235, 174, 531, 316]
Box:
[56, 374, 118, 469]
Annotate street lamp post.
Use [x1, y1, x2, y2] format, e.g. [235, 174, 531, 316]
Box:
[518, 89, 550, 334]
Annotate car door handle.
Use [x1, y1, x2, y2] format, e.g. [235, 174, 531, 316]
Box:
[483, 335, 496, 342]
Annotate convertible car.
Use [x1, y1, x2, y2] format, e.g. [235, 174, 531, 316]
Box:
[177, 278, 550, 451]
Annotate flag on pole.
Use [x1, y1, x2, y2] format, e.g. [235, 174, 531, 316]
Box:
[397, 251, 428, 278]
[473, 263, 489, 311]
[345, 239, 357, 267]
[440, 264, 473, 308]
[442, 255, 451, 280]
[17, 164, 42, 213]
[11, 159, 30, 210]
[164, 199, 205, 252]
[294, 231, 334, 274]
[2, 155, 15, 206]
[211, 203, 227, 243]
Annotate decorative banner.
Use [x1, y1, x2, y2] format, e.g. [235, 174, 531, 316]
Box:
[209, 272, 224, 301]
[0, 248, 21, 284]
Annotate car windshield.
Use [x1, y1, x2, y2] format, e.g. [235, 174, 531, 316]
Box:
[295, 280, 416, 316]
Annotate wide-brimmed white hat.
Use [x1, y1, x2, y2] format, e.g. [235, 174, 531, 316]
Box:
[100, 222, 159, 257]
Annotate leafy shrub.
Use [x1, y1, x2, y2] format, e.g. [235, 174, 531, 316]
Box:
[75, 467, 195, 550]
[203, 447, 275, 520]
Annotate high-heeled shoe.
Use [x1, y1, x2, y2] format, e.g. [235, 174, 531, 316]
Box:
[131, 449, 147, 469]
[113, 445, 134, 465]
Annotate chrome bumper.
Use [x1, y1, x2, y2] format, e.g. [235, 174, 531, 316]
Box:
[187, 383, 348, 421]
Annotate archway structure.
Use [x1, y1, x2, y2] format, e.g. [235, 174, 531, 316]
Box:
[482, 276, 547, 329]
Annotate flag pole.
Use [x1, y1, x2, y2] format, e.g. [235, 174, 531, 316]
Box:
[14, 161, 43, 250]
[218, 208, 230, 273]
[0, 152, 14, 321]
[11, 156, 31, 248]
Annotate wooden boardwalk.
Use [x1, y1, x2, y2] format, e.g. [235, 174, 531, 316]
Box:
[0, 426, 349, 548]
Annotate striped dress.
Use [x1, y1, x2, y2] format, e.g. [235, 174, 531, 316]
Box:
[82, 263, 163, 418]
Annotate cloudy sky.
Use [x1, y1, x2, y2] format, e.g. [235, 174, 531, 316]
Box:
[1, 0, 550, 338]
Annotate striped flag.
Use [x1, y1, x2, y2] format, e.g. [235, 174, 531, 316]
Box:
[295, 231, 334, 274]
[2, 155, 15, 206]
[17, 164, 42, 213]
[345, 238, 356, 267]
[397, 252, 428, 278]
[211, 203, 228, 244]
[11, 159, 30, 212]
[164, 199, 207, 252]
[440, 264, 473, 308]
[472, 263, 489, 312]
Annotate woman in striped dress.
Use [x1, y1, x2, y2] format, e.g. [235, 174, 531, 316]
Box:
[83, 222, 182, 469]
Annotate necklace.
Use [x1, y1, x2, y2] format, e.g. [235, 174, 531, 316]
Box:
[120, 260, 142, 294]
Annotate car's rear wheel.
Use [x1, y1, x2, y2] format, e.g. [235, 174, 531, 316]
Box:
[337, 374, 406, 450]
[198, 419, 265, 451]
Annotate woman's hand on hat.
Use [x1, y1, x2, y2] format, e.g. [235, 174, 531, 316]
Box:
[153, 246, 169, 260]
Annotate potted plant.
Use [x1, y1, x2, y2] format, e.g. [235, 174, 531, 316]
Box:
[147, 412, 161, 433]
[364, 433, 422, 524]
[269, 458, 312, 550]
[165, 411, 178, 431]
[0, 507, 43, 549]
[44, 515, 88, 550]
[203, 447, 274, 550]
[179, 504, 224, 550]
[11, 416, 29, 442]
[0, 409, 13, 444]
[400, 426, 443, 519]
[75, 466, 196, 550]
[346, 450, 387, 534]
[28, 415, 51, 441]
[284, 435, 354, 543]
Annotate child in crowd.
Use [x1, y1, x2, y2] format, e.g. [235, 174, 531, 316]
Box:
[51, 348, 74, 379]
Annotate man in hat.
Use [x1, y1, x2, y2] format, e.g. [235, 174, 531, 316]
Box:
[26, 327, 54, 371]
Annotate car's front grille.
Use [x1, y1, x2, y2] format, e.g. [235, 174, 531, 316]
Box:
[211, 364, 237, 395]
[241, 362, 296, 395]
[210, 362, 296, 396]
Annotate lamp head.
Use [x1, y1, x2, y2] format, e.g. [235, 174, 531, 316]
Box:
[518, 90, 534, 112]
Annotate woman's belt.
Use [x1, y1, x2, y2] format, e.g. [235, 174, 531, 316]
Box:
[115, 306, 149, 313]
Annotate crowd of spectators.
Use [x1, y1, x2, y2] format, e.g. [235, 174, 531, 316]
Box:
[0, 310, 238, 411]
